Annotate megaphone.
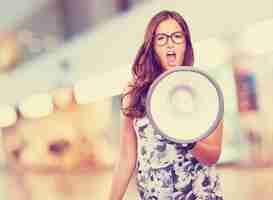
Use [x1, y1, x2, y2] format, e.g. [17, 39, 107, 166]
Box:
[146, 66, 224, 143]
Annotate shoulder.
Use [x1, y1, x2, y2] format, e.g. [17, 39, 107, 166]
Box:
[121, 80, 134, 108]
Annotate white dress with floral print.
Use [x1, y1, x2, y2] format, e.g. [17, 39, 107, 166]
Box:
[133, 115, 224, 200]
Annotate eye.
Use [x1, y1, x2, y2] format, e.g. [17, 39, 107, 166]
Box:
[156, 35, 165, 41]
[173, 32, 183, 38]
[172, 32, 185, 44]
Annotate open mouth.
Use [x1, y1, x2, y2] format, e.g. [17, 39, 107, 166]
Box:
[166, 51, 177, 65]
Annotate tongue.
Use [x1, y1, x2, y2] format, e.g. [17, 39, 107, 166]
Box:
[167, 55, 176, 66]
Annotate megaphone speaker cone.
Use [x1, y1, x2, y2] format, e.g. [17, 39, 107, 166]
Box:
[146, 66, 224, 143]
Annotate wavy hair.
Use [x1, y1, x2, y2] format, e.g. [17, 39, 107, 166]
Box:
[121, 10, 194, 119]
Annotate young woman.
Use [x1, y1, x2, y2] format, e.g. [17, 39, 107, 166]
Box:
[109, 10, 224, 200]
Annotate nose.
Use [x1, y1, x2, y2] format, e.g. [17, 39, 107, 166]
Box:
[166, 36, 175, 48]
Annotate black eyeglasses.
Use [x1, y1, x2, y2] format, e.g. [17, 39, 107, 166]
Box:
[154, 31, 186, 46]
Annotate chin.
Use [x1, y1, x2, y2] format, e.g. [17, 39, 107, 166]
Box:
[161, 63, 181, 71]
[167, 64, 179, 69]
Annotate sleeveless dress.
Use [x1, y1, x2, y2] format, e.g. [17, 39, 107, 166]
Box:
[133, 115, 224, 200]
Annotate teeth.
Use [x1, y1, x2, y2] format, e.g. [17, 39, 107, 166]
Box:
[167, 50, 176, 55]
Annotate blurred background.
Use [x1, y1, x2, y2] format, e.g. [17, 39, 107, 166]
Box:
[0, 0, 273, 199]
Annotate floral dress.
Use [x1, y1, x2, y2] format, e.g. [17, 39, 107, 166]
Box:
[133, 115, 224, 200]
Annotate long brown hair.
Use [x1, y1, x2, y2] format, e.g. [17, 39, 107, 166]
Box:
[121, 10, 194, 119]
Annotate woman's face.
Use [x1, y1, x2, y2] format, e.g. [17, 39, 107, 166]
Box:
[153, 18, 186, 71]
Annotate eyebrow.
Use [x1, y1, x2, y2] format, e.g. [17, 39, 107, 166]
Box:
[155, 31, 184, 35]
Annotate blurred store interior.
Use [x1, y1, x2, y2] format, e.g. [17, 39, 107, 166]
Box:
[0, 0, 273, 199]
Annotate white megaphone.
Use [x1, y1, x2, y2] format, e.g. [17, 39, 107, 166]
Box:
[146, 66, 224, 143]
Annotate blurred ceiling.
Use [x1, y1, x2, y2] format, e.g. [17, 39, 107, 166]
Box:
[1, 0, 273, 36]
[0, 0, 50, 31]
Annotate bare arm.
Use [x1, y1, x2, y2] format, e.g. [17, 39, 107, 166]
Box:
[108, 83, 137, 200]
[190, 120, 223, 166]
